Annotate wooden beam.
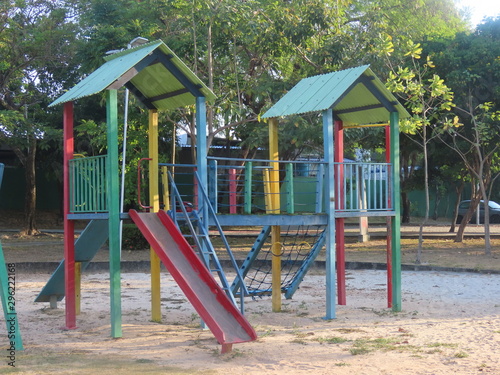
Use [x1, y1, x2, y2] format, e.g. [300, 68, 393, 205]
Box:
[359, 75, 398, 112]
[149, 87, 190, 102]
[125, 82, 156, 109]
[334, 103, 385, 115]
[153, 51, 204, 97]
[107, 67, 139, 90]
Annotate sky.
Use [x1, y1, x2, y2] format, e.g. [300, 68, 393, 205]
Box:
[454, 0, 500, 26]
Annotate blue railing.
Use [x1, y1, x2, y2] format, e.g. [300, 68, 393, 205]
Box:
[158, 157, 393, 215]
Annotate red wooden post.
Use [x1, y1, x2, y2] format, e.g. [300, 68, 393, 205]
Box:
[385, 125, 393, 308]
[63, 101, 76, 329]
[334, 120, 346, 305]
[229, 168, 237, 214]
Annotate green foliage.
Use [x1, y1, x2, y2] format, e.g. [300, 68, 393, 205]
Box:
[0, 0, 475, 230]
[424, 18, 500, 208]
[122, 224, 149, 250]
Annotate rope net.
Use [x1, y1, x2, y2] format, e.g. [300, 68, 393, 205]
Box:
[244, 225, 326, 296]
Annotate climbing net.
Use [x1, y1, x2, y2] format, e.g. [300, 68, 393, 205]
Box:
[244, 225, 326, 296]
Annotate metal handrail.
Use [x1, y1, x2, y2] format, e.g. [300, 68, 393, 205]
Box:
[137, 158, 152, 209]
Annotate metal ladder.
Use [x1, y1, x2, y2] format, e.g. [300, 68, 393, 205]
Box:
[167, 171, 249, 311]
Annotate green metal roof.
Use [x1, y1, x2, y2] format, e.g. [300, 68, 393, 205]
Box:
[49, 40, 216, 110]
[262, 65, 410, 126]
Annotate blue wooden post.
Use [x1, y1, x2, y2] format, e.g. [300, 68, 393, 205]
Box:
[196, 96, 209, 329]
[323, 109, 336, 319]
[196, 97, 208, 224]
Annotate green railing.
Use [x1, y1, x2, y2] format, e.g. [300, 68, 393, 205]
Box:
[69, 155, 108, 213]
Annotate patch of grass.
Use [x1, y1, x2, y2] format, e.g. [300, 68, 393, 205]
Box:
[334, 362, 350, 367]
[360, 307, 400, 317]
[298, 301, 308, 310]
[425, 348, 443, 354]
[290, 338, 308, 345]
[350, 346, 371, 355]
[349, 337, 418, 356]
[334, 328, 366, 334]
[135, 358, 155, 363]
[427, 342, 459, 349]
[190, 313, 199, 322]
[454, 351, 469, 358]
[316, 336, 349, 344]
[218, 348, 245, 361]
[258, 328, 275, 338]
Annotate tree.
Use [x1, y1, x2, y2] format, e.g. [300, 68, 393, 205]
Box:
[0, 0, 79, 234]
[385, 42, 459, 263]
[426, 17, 500, 253]
[440, 103, 500, 254]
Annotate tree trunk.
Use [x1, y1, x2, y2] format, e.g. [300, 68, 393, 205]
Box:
[449, 182, 464, 233]
[401, 191, 411, 223]
[455, 193, 480, 243]
[478, 178, 492, 255]
[22, 134, 39, 235]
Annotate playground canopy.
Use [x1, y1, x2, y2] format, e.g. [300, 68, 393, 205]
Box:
[262, 65, 410, 125]
[49, 40, 216, 110]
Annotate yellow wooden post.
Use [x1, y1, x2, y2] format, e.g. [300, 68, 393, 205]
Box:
[269, 118, 281, 312]
[149, 109, 161, 322]
[75, 262, 81, 315]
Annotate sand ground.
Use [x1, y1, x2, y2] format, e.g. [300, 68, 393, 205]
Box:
[1, 269, 499, 374]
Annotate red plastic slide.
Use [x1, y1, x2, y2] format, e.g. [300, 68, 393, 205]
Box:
[129, 209, 257, 352]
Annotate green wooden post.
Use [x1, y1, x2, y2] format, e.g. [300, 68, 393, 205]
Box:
[0, 243, 23, 351]
[244, 162, 253, 214]
[286, 163, 294, 214]
[390, 111, 402, 312]
[106, 89, 122, 337]
[323, 109, 336, 320]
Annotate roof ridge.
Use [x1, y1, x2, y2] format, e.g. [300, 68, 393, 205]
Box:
[103, 40, 163, 62]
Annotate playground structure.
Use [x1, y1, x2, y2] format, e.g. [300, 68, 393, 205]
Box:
[36, 39, 409, 352]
